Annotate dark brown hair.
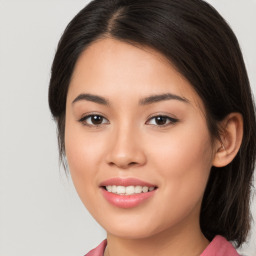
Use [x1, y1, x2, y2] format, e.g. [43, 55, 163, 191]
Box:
[48, 0, 256, 247]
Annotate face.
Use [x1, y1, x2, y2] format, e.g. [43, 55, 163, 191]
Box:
[65, 38, 217, 239]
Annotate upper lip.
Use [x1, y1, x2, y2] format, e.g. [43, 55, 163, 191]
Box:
[99, 177, 157, 187]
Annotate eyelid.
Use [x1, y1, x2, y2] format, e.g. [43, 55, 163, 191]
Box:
[78, 112, 110, 126]
[146, 113, 179, 126]
[77, 112, 178, 127]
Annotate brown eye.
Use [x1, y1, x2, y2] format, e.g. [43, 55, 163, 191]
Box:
[91, 115, 104, 125]
[79, 114, 109, 126]
[146, 115, 178, 126]
[155, 116, 168, 125]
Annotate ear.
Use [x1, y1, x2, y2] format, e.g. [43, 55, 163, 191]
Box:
[212, 113, 243, 167]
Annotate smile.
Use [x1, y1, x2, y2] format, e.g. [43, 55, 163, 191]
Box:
[100, 178, 158, 208]
[104, 185, 156, 195]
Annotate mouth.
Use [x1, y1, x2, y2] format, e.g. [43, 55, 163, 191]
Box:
[99, 178, 158, 208]
[102, 185, 157, 195]
[99, 177, 158, 194]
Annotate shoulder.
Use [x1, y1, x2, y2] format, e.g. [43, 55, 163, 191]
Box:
[201, 235, 240, 256]
[84, 240, 107, 256]
[84, 236, 240, 256]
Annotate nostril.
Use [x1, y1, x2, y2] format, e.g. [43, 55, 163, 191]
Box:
[128, 162, 138, 166]
[107, 160, 140, 168]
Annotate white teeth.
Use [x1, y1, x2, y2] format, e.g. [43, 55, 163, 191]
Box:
[106, 185, 112, 192]
[105, 185, 156, 195]
[135, 186, 142, 193]
[112, 185, 117, 193]
[116, 186, 126, 194]
[142, 186, 149, 193]
[126, 186, 135, 195]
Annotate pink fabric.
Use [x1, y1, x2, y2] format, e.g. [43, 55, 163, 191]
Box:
[84, 235, 240, 256]
[85, 240, 107, 256]
[200, 235, 240, 256]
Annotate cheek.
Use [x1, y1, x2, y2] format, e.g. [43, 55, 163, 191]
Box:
[147, 120, 213, 211]
[65, 110, 109, 172]
[64, 120, 105, 205]
[65, 131, 101, 173]
[149, 122, 213, 168]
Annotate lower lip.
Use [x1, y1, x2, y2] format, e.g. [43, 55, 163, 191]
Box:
[101, 188, 156, 208]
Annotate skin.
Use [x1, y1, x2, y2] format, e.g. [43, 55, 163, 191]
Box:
[65, 38, 241, 256]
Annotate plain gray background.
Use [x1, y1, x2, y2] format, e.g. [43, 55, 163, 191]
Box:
[0, 1, 255, 255]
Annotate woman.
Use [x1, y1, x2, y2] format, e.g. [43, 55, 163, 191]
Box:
[48, 0, 256, 255]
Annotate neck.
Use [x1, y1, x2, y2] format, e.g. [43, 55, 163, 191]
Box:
[105, 217, 209, 256]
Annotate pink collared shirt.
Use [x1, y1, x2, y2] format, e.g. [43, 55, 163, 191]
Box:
[85, 235, 240, 256]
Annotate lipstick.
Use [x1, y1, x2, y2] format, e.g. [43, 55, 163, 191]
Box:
[100, 178, 157, 208]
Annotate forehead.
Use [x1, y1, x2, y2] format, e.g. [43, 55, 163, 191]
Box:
[68, 38, 204, 111]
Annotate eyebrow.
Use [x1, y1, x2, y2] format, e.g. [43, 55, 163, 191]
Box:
[72, 93, 109, 105]
[72, 92, 189, 106]
[139, 93, 189, 105]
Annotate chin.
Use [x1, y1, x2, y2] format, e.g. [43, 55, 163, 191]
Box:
[98, 216, 167, 240]
[107, 227, 158, 239]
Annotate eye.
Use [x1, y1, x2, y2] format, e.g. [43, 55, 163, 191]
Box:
[146, 115, 178, 126]
[79, 114, 109, 126]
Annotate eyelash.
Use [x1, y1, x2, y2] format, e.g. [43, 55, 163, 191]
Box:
[79, 114, 109, 127]
[79, 114, 178, 127]
[146, 115, 178, 126]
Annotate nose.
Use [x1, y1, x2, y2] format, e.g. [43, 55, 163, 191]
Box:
[106, 126, 147, 169]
